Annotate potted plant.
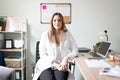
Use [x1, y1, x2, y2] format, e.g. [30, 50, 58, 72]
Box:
[0, 17, 7, 31]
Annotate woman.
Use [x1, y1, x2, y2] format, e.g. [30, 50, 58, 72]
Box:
[33, 12, 78, 80]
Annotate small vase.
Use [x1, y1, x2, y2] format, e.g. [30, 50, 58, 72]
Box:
[0, 26, 2, 31]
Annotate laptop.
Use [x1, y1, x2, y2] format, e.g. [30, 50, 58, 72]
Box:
[81, 41, 111, 58]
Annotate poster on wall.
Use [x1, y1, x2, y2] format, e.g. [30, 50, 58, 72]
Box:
[40, 3, 71, 24]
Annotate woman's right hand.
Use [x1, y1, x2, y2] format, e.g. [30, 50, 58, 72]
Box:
[52, 60, 68, 72]
[52, 62, 62, 71]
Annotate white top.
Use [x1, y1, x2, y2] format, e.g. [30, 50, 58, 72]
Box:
[55, 46, 61, 63]
[32, 31, 78, 80]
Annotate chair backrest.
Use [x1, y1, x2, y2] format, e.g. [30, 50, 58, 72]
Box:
[35, 41, 40, 63]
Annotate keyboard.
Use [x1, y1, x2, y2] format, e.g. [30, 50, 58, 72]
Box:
[89, 52, 101, 57]
[80, 52, 102, 58]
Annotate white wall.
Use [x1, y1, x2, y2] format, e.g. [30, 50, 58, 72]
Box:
[0, 0, 120, 80]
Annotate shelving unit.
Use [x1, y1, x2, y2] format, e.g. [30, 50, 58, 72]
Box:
[0, 31, 27, 80]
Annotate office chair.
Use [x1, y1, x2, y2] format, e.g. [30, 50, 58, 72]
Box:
[31, 41, 75, 79]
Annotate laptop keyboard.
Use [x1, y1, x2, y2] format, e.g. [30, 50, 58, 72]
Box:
[90, 52, 101, 57]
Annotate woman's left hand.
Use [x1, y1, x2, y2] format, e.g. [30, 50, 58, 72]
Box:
[60, 56, 69, 72]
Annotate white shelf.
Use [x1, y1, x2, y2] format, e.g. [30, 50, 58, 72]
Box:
[0, 48, 25, 52]
[0, 31, 25, 33]
[0, 30, 27, 80]
[13, 67, 25, 70]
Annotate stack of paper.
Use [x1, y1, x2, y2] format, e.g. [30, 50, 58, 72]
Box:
[99, 65, 120, 77]
[85, 59, 111, 68]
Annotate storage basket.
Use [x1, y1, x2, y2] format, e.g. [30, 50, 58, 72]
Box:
[5, 56, 23, 68]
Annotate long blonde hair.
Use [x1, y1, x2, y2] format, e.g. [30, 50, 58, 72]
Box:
[48, 12, 68, 45]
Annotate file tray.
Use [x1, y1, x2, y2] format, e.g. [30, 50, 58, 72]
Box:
[78, 47, 91, 52]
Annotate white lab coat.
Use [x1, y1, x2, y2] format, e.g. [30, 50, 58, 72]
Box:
[33, 31, 78, 80]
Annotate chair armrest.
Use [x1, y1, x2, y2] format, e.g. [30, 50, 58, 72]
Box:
[69, 62, 75, 65]
[31, 62, 35, 68]
[69, 61, 75, 74]
[68, 62, 75, 71]
[31, 62, 36, 76]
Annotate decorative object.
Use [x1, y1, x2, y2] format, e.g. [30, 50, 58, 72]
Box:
[0, 26, 2, 31]
[40, 3, 71, 24]
[14, 40, 24, 48]
[4, 39, 14, 48]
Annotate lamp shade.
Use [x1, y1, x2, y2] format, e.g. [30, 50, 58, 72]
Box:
[98, 32, 106, 40]
[98, 30, 108, 41]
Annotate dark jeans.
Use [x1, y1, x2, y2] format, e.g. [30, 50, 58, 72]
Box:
[39, 68, 69, 80]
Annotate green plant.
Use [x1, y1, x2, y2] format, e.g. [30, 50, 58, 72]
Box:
[96, 42, 101, 47]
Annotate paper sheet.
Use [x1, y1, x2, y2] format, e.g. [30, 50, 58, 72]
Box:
[85, 59, 111, 68]
[99, 65, 120, 77]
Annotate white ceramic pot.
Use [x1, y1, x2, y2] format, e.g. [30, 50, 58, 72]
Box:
[0, 26, 2, 31]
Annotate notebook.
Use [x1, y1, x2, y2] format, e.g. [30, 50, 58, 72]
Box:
[82, 41, 111, 58]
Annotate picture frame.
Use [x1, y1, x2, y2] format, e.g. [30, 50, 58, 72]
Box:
[40, 3, 71, 24]
[6, 17, 27, 32]
[4, 39, 14, 49]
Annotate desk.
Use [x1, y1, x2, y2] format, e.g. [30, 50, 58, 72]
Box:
[74, 56, 120, 80]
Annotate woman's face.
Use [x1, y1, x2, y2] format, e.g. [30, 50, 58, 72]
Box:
[53, 15, 62, 30]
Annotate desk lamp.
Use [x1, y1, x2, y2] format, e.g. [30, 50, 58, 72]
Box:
[98, 30, 111, 52]
[98, 30, 108, 41]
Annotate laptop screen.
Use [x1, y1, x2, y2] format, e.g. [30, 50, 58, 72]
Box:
[97, 41, 111, 57]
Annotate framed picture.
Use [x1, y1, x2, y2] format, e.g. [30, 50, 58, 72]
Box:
[4, 39, 14, 48]
[40, 3, 71, 24]
[6, 17, 27, 32]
